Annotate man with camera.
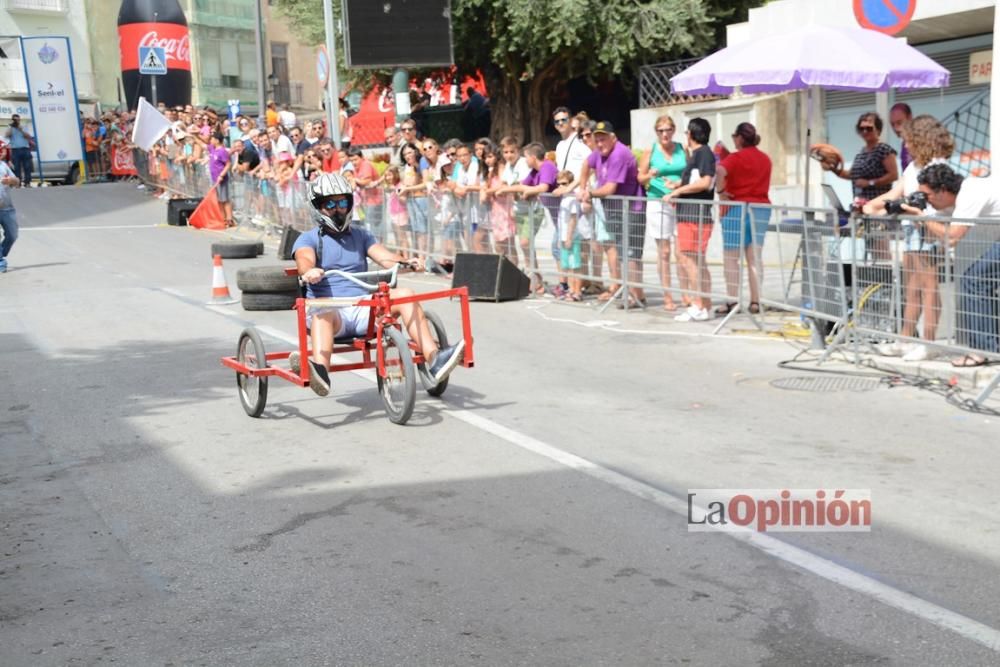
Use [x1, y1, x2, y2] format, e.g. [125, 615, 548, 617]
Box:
[905, 164, 1000, 367]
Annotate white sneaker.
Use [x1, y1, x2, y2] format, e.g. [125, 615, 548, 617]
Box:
[876, 342, 908, 357]
[674, 306, 709, 322]
[902, 344, 936, 362]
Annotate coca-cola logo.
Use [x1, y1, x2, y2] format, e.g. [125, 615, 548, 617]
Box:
[119, 23, 191, 72]
[112, 147, 137, 174]
[138, 32, 190, 65]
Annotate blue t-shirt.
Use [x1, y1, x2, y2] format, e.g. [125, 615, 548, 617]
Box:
[0, 162, 15, 209]
[7, 125, 30, 149]
[291, 225, 376, 298]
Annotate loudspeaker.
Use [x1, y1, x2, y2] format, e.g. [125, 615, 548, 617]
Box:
[277, 225, 302, 260]
[451, 253, 530, 302]
[342, 0, 453, 68]
[167, 198, 201, 226]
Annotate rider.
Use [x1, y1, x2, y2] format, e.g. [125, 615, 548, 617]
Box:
[293, 173, 465, 396]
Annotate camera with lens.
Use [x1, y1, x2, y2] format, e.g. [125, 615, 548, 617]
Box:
[884, 191, 928, 215]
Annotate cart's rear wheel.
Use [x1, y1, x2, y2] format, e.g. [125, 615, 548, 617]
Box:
[417, 310, 449, 397]
[377, 326, 415, 425]
[237, 327, 268, 417]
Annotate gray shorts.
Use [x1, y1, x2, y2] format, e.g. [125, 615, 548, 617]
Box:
[216, 177, 230, 203]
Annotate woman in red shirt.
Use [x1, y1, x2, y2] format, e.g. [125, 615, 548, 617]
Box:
[716, 122, 772, 315]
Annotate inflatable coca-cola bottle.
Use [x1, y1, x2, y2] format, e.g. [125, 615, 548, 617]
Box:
[118, 0, 192, 110]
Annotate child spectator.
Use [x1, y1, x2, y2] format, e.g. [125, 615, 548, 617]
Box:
[557, 170, 584, 301]
[384, 166, 411, 258]
[482, 142, 515, 262]
[433, 161, 460, 257]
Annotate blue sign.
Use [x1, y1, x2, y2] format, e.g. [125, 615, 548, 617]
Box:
[853, 0, 916, 35]
[138, 46, 167, 75]
[227, 99, 241, 121]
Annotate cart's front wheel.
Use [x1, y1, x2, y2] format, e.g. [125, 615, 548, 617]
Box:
[237, 327, 268, 417]
[417, 310, 450, 397]
[378, 326, 416, 425]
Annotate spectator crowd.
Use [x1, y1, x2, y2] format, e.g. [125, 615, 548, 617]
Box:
[3, 95, 995, 367]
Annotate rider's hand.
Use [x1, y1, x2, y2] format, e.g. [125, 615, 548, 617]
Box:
[405, 258, 425, 272]
[303, 267, 325, 284]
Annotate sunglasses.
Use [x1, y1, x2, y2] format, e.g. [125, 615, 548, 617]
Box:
[553, 117, 569, 125]
[402, 126, 415, 132]
[858, 126, 876, 132]
[580, 132, 593, 138]
[424, 145, 437, 151]
[447, 152, 457, 158]
[321, 198, 351, 210]
[557, 181, 571, 186]
[655, 128, 674, 134]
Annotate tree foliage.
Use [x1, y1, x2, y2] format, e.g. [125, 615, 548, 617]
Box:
[273, 0, 761, 142]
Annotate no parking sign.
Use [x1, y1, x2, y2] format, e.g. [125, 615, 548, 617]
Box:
[853, 0, 916, 35]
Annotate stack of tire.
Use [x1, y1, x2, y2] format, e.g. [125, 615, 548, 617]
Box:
[211, 240, 264, 259]
[236, 265, 301, 311]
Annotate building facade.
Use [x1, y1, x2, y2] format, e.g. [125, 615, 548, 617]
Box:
[262, 0, 320, 112]
[0, 0, 99, 125]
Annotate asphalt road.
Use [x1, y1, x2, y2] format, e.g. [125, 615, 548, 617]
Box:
[2, 183, 999, 666]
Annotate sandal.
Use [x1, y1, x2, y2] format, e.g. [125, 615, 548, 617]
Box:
[597, 290, 616, 302]
[714, 302, 737, 316]
[662, 302, 678, 312]
[616, 296, 645, 310]
[951, 354, 990, 368]
[748, 302, 761, 314]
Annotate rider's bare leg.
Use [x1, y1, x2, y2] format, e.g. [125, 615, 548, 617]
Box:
[389, 287, 439, 361]
[310, 310, 342, 368]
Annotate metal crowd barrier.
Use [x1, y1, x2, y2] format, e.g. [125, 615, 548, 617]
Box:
[133, 151, 999, 406]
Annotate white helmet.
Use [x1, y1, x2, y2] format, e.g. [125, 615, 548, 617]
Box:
[310, 172, 354, 234]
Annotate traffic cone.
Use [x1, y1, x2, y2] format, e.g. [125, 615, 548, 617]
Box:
[209, 254, 239, 305]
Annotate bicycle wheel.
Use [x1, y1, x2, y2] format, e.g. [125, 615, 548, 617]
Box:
[236, 327, 268, 418]
[377, 326, 415, 425]
[417, 310, 450, 397]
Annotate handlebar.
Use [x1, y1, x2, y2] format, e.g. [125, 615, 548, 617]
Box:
[310, 261, 417, 292]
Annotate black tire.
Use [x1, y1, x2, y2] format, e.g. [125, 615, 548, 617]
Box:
[65, 163, 80, 186]
[236, 265, 299, 292]
[211, 241, 259, 259]
[377, 326, 416, 425]
[237, 327, 268, 417]
[417, 310, 449, 397]
[241, 291, 299, 311]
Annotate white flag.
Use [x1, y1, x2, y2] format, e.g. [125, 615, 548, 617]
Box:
[131, 97, 172, 151]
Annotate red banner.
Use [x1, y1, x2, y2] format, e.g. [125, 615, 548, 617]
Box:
[110, 146, 138, 176]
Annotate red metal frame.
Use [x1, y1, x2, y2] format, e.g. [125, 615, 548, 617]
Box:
[220, 277, 475, 390]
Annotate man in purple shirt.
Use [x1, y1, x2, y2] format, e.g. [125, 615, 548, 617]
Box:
[501, 142, 557, 290]
[579, 121, 646, 307]
[207, 132, 234, 226]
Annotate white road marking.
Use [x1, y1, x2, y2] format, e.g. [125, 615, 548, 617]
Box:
[163, 285, 1000, 652]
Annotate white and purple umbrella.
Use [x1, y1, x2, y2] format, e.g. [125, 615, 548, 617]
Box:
[671, 24, 950, 95]
[670, 24, 949, 206]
